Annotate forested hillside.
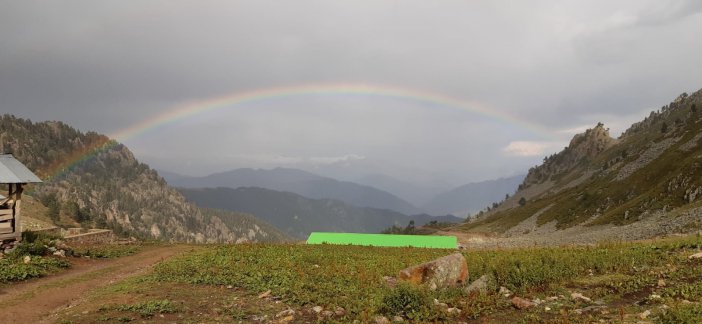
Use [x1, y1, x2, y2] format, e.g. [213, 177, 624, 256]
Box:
[0, 115, 290, 243]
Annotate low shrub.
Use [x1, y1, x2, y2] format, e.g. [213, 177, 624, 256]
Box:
[656, 303, 702, 324]
[377, 283, 440, 320]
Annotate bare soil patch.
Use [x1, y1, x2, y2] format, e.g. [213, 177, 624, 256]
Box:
[0, 244, 194, 323]
[56, 281, 311, 323]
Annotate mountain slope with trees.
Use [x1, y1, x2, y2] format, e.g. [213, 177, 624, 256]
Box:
[0, 115, 290, 243]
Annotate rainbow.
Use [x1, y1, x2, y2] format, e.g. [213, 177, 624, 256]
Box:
[45, 83, 554, 178]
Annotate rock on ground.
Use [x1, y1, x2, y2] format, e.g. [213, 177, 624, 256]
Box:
[511, 296, 535, 310]
[398, 253, 468, 290]
[464, 274, 490, 294]
[571, 292, 592, 303]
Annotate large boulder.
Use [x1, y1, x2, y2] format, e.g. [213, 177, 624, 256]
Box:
[398, 253, 468, 290]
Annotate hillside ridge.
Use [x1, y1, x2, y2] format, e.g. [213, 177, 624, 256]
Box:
[458, 88, 702, 240]
[0, 115, 289, 243]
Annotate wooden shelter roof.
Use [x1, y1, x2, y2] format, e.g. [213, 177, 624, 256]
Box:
[0, 154, 42, 184]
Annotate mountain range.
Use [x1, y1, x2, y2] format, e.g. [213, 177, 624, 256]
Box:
[164, 168, 526, 219]
[351, 173, 448, 206]
[163, 167, 424, 215]
[421, 174, 524, 216]
[179, 186, 463, 238]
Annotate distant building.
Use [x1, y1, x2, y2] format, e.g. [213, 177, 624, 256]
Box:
[0, 154, 42, 241]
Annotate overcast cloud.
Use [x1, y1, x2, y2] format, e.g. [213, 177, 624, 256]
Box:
[2, 1, 702, 186]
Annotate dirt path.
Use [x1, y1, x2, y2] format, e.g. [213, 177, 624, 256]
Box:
[0, 244, 194, 323]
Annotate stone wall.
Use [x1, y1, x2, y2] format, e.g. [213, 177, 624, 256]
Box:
[62, 229, 115, 244]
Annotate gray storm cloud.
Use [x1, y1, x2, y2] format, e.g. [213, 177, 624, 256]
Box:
[2, 0, 702, 184]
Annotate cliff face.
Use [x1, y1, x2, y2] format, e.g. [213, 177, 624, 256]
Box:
[0, 115, 289, 243]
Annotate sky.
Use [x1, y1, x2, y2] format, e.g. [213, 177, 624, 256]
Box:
[2, 0, 702, 187]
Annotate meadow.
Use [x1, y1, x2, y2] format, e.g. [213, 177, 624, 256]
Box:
[5, 232, 698, 322]
[64, 234, 702, 323]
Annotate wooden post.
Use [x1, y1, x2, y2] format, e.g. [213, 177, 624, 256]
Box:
[7, 183, 14, 239]
[14, 183, 22, 241]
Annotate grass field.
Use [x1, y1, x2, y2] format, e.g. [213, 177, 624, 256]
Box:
[55, 234, 702, 323]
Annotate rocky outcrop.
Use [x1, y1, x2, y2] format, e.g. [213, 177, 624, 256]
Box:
[521, 123, 614, 189]
[398, 253, 468, 290]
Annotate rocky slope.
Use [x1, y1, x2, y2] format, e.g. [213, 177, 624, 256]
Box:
[0, 115, 290, 243]
[458, 89, 702, 239]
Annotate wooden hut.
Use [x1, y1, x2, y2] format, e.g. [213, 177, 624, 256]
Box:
[0, 154, 42, 241]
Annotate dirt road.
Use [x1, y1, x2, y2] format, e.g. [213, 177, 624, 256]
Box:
[0, 244, 193, 323]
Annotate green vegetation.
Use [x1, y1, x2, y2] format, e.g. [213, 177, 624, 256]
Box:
[306, 232, 457, 248]
[0, 232, 143, 282]
[114, 299, 179, 317]
[422, 220, 457, 230]
[129, 235, 702, 321]
[382, 219, 459, 235]
[378, 283, 441, 320]
[518, 196, 526, 206]
[0, 256, 70, 282]
[72, 244, 142, 259]
[658, 303, 702, 324]
[381, 220, 417, 234]
[0, 232, 71, 282]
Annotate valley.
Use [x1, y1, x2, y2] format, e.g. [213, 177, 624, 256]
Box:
[2, 89, 702, 323]
[4, 2, 702, 322]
